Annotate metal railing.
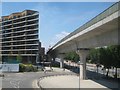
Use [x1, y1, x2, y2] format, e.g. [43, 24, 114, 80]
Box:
[0, 49, 38, 51]
[1, 43, 38, 48]
[1, 23, 38, 31]
[0, 33, 38, 39]
[0, 38, 39, 43]
[1, 18, 38, 27]
[0, 28, 38, 35]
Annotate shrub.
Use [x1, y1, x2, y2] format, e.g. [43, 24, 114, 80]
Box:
[19, 64, 38, 72]
[19, 64, 25, 72]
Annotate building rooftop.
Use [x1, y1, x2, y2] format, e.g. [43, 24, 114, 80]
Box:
[0, 10, 38, 21]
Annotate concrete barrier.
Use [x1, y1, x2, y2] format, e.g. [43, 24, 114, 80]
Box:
[0, 64, 19, 72]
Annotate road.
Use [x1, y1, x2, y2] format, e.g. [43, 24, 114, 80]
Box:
[2, 70, 74, 89]
[64, 62, 120, 78]
[2, 65, 119, 89]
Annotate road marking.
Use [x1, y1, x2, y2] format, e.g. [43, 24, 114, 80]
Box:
[32, 80, 39, 88]
[10, 80, 20, 88]
[16, 73, 24, 75]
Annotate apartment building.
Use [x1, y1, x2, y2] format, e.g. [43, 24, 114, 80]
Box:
[0, 10, 39, 64]
[38, 42, 45, 62]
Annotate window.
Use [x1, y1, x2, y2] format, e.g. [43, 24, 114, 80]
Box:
[14, 16, 16, 19]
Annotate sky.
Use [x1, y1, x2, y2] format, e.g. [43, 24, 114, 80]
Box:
[1, 2, 115, 52]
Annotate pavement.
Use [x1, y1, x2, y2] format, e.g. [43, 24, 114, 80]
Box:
[1, 67, 74, 89]
[39, 75, 108, 88]
[38, 67, 120, 89]
[1, 66, 120, 89]
[39, 75, 107, 88]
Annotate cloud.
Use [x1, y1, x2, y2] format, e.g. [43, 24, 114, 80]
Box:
[32, 2, 113, 52]
[55, 31, 70, 40]
[49, 31, 70, 47]
[41, 31, 70, 53]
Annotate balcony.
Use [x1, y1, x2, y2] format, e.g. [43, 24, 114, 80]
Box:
[13, 18, 26, 23]
[26, 35, 38, 40]
[1, 43, 38, 48]
[2, 21, 12, 26]
[1, 38, 39, 43]
[26, 20, 38, 25]
[1, 48, 38, 51]
[0, 28, 38, 35]
[2, 38, 11, 42]
[1, 33, 38, 41]
[26, 15, 39, 21]
[2, 54, 37, 56]
[2, 12, 38, 23]
[2, 42, 11, 46]
[13, 22, 26, 28]
[2, 23, 38, 31]
[1, 18, 38, 27]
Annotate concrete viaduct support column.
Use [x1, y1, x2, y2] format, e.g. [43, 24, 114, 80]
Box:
[60, 58, 64, 68]
[76, 48, 90, 80]
[59, 53, 65, 68]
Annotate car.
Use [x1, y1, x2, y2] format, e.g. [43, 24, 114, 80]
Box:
[77, 61, 81, 65]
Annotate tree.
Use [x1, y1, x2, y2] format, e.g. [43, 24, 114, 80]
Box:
[108, 45, 120, 78]
[17, 54, 22, 63]
[99, 48, 113, 76]
[89, 48, 100, 64]
[89, 48, 113, 76]
[89, 48, 101, 73]
[64, 51, 79, 62]
[89, 45, 120, 78]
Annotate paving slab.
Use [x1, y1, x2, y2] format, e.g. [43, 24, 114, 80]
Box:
[39, 75, 109, 89]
